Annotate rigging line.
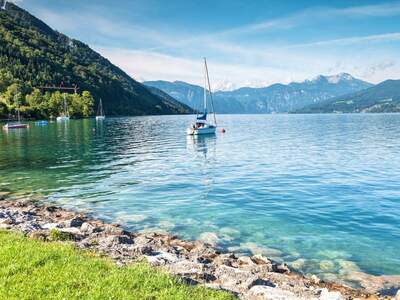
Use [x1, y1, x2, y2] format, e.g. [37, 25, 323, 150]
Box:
[204, 58, 217, 126]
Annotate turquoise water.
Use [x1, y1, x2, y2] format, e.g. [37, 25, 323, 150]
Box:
[1, 114, 400, 283]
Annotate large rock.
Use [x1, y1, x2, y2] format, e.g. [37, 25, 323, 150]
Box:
[272, 263, 290, 274]
[319, 288, 344, 300]
[245, 285, 305, 300]
[18, 222, 42, 234]
[238, 256, 256, 266]
[104, 224, 126, 235]
[99, 235, 133, 246]
[252, 255, 272, 265]
[168, 260, 215, 282]
[145, 251, 179, 266]
[63, 216, 85, 228]
[80, 222, 96, 234]
[214, 265, 260, 293]
[42, 223, 61, 230]
[168, 239, 195, 252]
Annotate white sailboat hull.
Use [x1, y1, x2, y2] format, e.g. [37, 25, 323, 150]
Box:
[187, 126, 216, 135]
[96, 116, 105, 120]
[3, 123, 28, 130]
[56, 116, 70, 121]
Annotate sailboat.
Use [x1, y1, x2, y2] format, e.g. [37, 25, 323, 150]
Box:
[56, 95, 70, 121]
[186, 58, 217, 135]
[3, 104, 28, 130]
[96, 98, 105, 120]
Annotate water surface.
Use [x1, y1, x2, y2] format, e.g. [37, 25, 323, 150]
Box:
[1, 114, 399, 284]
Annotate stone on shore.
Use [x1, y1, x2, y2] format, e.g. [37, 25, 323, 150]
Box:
[63, 216, 85, 228]
[214, 265, 260, 293]
[319, 288, 344, 300]
[244, 285, 304, 300]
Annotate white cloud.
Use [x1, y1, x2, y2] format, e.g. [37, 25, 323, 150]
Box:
[288, 32, 400, 49]
[97, 46, 400, 89]
[95, 47, 312, 89]
[340, 2, 400, 16]
[24, 2, 400, 88]
[217, 2, 400, 37]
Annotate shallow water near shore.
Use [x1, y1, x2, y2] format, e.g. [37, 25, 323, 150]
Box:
[1, 114, 400, 285]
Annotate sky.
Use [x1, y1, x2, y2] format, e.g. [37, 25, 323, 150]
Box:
[14, 0, 400, 90]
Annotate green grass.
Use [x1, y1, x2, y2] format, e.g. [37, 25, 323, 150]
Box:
[0, 231, 235, 300]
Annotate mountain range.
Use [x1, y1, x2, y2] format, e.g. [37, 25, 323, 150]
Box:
[0, 2, 192, 116]
[145, 73, 373, 113]
[296, 79, 400, 113]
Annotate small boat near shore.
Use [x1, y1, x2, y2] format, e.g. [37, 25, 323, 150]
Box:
[2, 107, 28, 130]
[57, 95, 70, 122]
[96, 98, 105, 120]
[3, 123, 28, 130]
[35, 120, 49, 126]
[187, 58, 217, 136]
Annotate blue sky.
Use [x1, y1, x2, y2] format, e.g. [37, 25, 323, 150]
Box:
[15, 0, 400, 89]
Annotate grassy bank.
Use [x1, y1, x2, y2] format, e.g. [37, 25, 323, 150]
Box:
[0, 231, 234, 300]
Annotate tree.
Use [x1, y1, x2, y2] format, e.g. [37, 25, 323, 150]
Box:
[26, 88, 45, 117]
[80, 90, 94, 117]
[2, 83, 23, 108]
[0, 101, 8, 118]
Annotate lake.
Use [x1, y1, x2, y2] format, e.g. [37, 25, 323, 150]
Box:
[1, 114, 399, 285]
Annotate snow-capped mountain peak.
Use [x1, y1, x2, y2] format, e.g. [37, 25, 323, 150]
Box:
[306, 73, 355, 84]
[326, 73, 354, 83]
[213, 80, 237, 91]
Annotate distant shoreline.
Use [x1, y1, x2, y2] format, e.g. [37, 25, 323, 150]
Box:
[1, 192, 398, 299]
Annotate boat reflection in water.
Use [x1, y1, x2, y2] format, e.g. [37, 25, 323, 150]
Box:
[187, 134, 216, 159]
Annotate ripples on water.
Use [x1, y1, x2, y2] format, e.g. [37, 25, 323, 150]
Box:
[1, 114, 400, 284]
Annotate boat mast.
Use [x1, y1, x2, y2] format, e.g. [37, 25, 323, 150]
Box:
[203, 60, 207, 114]
[15, 97, 21, 122]
[204, 58, 217, 126]
[98, 99, 102, 116]
[63, 94, 68, 117]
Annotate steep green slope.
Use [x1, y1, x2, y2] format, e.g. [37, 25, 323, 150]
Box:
[0, 2, 191, 116]
[297, 80, 400, 113]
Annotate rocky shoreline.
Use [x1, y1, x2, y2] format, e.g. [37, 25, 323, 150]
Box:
[0, 194, 399, 300]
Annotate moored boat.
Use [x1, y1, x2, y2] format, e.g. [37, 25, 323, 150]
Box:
[35, 120, 49, 126]
[3, 123, 28, 130]
[96, 98, 105, 120]
[187, 58, 217, 136]
[2, 106, 28, 130]
[57, 95, 70, 122]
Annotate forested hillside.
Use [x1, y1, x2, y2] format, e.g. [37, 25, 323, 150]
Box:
[0, 2, 191, 119]
[297, 80, 400, 113]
